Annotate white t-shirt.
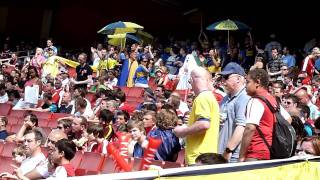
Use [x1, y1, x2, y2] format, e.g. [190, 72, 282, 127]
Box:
[20, 152, 46, 175]
[46, 166, 68, 179]
[246, 98, 291, 125]
[0, 93, 9, 103]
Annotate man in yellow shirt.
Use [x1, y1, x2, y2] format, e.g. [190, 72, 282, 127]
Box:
[174, 67, 220, 165]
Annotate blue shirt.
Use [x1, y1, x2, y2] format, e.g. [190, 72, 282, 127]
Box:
[134, 65, 148, 85]
[133, 143, 144, 158]
[218, 87, 250, 162]
[149, 128, 181, 162]
[315, 58, 320, 71]
[0, 130, 8, 140]
[282, 55, 296, 68]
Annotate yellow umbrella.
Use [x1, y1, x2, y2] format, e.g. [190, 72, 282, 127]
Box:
[107, 33, 141, 48]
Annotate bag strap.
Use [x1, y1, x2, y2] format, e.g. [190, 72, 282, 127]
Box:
[256, 125, 271, 150]
[252, 96, 277, 151]
[253, 96, 278, 113]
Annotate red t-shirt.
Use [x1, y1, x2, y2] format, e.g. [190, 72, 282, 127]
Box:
[62, 164, 75, 177]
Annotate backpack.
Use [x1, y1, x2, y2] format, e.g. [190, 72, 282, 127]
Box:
[254, 96, 296, 159]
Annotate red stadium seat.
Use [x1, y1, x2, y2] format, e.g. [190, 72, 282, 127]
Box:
[1, 142, 17, 158]
[38, 119, 49, 127]
[9, 110, 28, 118]
[70, 151, 83, 170]
[0, 103, 12, 116]
[100, 156, 117, 174]
[127, 87, 144, 98]
[75, 152, 104, 176]
[51, 113, 69, 120]
[47, 120, 58, 129]
[0, 141, 4, 154]
[120, 87, 130, 95]
[0, 156, 17, 174]
[32, 111, 52, 120]
[10, 124, 22, 134]
[41, 127, 52, 136]
[7, 116, 19, 125]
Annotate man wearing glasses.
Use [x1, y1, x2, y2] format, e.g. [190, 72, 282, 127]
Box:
[218, 62, 250, 162]
[19, 129, 67, 179]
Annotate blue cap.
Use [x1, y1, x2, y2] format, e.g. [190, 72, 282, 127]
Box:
[220, 62, 246, 76]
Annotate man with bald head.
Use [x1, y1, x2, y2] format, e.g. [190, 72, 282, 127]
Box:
[24, 129, 67, 179]
[174, 67, 220, 165]
[294, 87, 320, 120]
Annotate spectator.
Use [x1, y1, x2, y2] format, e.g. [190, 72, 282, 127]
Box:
[149, 109, 181, 162]
[86, 124, 108, 154]
[143, 110, 157, 135]
[98, 109, 114, 140]
[239, 69, 291, 162]
[0, 83, 8, 103]
[128, 121, 148, 158]
[195, 153, 227, 165]
[115, 110, 130, 132]
[44, 38, 58, 58]
[218, 62, 250, 162]
[0, 116, 8, 140]
[71, 53, 93, 89]
[174, 67, 220, 165]
[58, 92, 73, 114]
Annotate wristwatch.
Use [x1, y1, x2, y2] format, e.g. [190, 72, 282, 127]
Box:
[225, 147, 235, 154]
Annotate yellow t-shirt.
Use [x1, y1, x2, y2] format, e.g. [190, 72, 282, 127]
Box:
[186, 90, 220, 165]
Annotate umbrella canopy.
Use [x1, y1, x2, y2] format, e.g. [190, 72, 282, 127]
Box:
[206, 19, 250, 48]
[206, 19, 250, 31]
[107, 33, 141, 48]
[98, 21, 144, 34]
[136, 30, 154, 45]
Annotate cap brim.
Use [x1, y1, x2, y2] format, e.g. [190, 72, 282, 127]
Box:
[219, 70, 234, 76]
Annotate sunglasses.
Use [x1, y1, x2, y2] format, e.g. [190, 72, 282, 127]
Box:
[283, 101, 292, 105]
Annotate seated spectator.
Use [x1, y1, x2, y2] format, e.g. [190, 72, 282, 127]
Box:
[0, 83, 8, 103]
[57, 119, 73, 140]
[149, 109, 181, 162]
[105, 70, 118, 87]
[0, 116, 8, 140]
[115, 110, 130, 132]
[33, 92, 57, 113]
[128, 121, 148, 158]
[296, 136, 320, 156]
[71, 116, 88, 150]
[58, 92, 73, 114]
[86, 124, 108, 154]
[195, 153, 227, 165]
[143, 110, 157, 135]
[98, 109, 114, 141]
[13, 113, 47, 144]
[74, 97, 93, 119]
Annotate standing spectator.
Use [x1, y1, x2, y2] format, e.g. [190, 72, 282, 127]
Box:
[281, 46, 296, 68]
[239, 69, 290, 162]
[127, 51, 139, 87]
[71, 53, 93, 89]
[267, 48, 283, 81]
[118, 50, 130, 87]
[174, 67, 220, 165]
[264, 34, 282, 61]
[134, 57, 150, 88]
[44, 38, 58, 58]
[149, 109, 181, 162]
[218, 63, 250, 162]
[22, 48, 45, 75]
